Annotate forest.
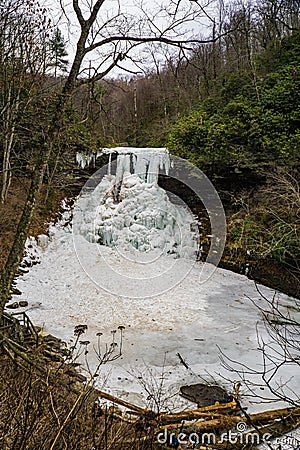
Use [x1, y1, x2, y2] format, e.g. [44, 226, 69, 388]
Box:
[0, 0, 299, 448]
[0, 0, 299, 300]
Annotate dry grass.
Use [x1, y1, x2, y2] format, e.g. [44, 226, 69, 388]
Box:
[0, 176, 65, 271]
[0, 350, 159, 450]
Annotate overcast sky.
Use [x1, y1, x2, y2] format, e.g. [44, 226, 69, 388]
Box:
[45, 0, 218, 78]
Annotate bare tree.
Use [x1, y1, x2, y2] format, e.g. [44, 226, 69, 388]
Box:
[0, 0, 51, 203]
[255, 0, 300, 48]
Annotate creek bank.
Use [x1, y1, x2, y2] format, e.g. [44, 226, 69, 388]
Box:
[61, 155, 300, 299]
[3, 166, 298, 302]
[160, 174, 300, 300]
[220, 258, 300, 300]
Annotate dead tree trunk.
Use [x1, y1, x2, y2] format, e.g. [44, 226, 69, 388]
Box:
[1, 87, 20, 203]
[0, 22, 90, 317]
[0, 0, 121, 316]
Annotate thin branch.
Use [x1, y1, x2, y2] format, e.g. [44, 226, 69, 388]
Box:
[73, 0, 85, 27]
[84, 28, 238, 55]
[87, 0, 106, 27]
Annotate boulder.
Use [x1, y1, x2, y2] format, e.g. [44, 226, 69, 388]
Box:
[180, 383, 233, 407]
[19, 301, 29, 308]
[10, 287, 22, 295]
[6, 302, 20, 309]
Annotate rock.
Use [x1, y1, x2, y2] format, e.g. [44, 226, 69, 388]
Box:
[22, 260, 32, 268]
[180, 383, 233, 407]
[37, 234, 49, 250]
[10, 287, 22, 295]
[74, 373, 87, 383]
[16, 268, 29, 275]
[6, 302, 20, 309]
[43, 349, 64, 362]
[43, 334, 62, 344]
[65, 367, 87, 383]
[19, 301, 29, 308]
[42, 334, 63, 351]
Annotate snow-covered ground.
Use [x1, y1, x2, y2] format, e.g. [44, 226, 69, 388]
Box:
[8, 148, 299, 448]
[7, 150, 299, 419]
[10, 196, 298, 415]
[14, 233, 298, 403]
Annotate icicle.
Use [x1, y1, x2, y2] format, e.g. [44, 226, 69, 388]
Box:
[147, 153, 160, 184]
[115, 154, 131, 185]
[75, 146, 197, 258]
[102, 147, 170, 184]
[134, 153, 148, 182]
[75, 151, 102, 169]
[108, 153, 112, 175]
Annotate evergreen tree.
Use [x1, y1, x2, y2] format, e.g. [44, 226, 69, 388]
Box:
[47, 28, 68, 76]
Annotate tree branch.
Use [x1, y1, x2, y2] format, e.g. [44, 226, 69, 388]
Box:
[73, 0, 85, 27]
[79, 54, 124, 84]
[87, 0, 106, 27]
[84, 26, 240, 56]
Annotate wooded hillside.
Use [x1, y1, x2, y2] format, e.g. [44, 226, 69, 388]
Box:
[0, 0, 300, 300]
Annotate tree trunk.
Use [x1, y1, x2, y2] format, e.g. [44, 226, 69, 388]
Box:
[0, 19, 91, 318]
[1, 130, 14, 203]
[0, 139, 54, 313]
[1, 88, 19, 203]
[0, 87, 70, 315]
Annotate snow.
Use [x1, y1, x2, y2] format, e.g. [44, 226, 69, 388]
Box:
[12, 217, 300, 416]
[9, 147, 299, 420]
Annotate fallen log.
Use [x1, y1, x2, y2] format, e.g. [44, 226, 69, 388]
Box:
[96, 390, 146, 414]
[159, 412, 231, 425]
[159, 400, 239, 425]
[2, 331, 299, 450]
[246, 417, 300, 445]
[184, 418, 300, 450]
[160, 409, 238, 425]
[245, 405, 300, 427]
[162, 415, 239, 432]
[160, 406, 300, 434]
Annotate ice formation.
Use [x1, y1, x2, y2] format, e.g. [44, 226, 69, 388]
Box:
[76, 147, 171, 183]
[11, 149, 299, 415]
[102, 147, 170, 184]
[76, 150, 102, 169]
[74, 147, 198, 258]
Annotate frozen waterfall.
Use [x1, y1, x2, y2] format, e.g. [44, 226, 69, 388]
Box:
[74, 147, 198, 258]
[102, 147, 170, 185]
[76, 147, 170, 183]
